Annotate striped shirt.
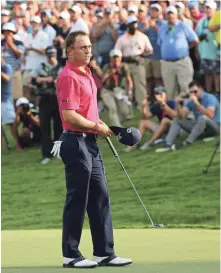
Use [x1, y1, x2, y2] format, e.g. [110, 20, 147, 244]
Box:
[1, 39, 25, 72]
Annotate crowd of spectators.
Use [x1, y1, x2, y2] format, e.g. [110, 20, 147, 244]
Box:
[1, 0, 220, 163]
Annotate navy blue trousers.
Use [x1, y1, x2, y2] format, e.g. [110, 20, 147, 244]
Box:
[59, 132, 115, 258]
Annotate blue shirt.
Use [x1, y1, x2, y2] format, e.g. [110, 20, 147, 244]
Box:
[145, 19, 165, 60]
[1, 63, 13, 103]
[184, 91, 220, 124]
[151, 100, 176, 122]
[1, 38, 25, 72]
[195, 17, 217, 60]
[157, 20, 198, 60]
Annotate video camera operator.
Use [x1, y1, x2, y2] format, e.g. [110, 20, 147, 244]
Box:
[30, 46, 62, 164]
[14, 97, 41, 149]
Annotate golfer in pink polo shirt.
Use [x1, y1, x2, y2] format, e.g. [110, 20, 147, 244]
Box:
[55, 31, 132, 269]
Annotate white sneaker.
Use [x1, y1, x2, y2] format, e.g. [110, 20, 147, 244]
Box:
[140, 142, 152, 151]
[63, 257, 98, 268]
[41, 158, 50, 165]
[203, 137, 215, 142]
[93, 255, 132, 266]
[124, 146, 136, 152]
[155, 145, 172, 153]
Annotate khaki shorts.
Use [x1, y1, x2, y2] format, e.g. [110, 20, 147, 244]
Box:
[22, 69, 33, 87]
[12, 70, 23, 100]
[144, 59, 161, 79]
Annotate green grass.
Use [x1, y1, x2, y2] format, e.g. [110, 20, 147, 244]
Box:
[1, 110, 220, 230]
[1, 229, 220, 273]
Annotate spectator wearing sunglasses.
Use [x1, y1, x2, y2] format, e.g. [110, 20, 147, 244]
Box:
[156, 80, 220, 152]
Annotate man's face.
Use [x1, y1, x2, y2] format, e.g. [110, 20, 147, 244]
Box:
[205, 7, 215, 18]
[41, 13, 49, 25]
[154, 92, 166, 102]
[48, 56, 57, 65]
[189, 85, 201, 99]
[167, 12, 177, 23]
[31, 22, 40, 32]
[150, 8, 160, 19]
[111, 56, 121, 66]
[70, 10, 80, 22]
[138, 10, 145, 20]
[68, 35, 92, 66]
[189, 7, 199, 18]
[1, 15, 9, 24]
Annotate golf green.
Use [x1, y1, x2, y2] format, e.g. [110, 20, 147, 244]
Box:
[2, 229, 220, 273]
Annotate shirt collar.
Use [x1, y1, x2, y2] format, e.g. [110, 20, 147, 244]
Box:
[66, 61, 91, 76]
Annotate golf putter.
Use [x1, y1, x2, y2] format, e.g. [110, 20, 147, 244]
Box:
[106, 137, 164, 228]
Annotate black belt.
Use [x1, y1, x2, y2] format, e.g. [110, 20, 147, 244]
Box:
[63, 130, 97, 139]
[163, 56, 186, 62]
[123, 56, 143, 64]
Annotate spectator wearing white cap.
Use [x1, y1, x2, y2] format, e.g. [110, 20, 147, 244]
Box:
[40, 10, 56, 46]
[1, 9, 10, 26]
[53, 11, 71, 68]
[1, 55, 21, 151]
[195, 1, 218, 93]
[1, 22, 25, 101]
[94, 7, 118, 67]
[23, 16, 48, 100]
[101, 49, 133, 126]
[158, 6, 199, 99]
[143, 3, 165, 96]
[128, 5, 138, 16]
[115, 15, 153, 108]
[69, 5, 89, 34]
[175, 2, 193, 29]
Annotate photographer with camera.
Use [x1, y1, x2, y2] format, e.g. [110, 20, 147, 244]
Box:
[14, 97, 41, 149]
[125, 86, 177, 152]
[156, 81, 220, 153]
[101, 49, 133, 127]
[31, 46, 62, 164]
[195, 1, 217, 93]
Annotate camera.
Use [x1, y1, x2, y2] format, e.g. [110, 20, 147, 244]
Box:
[199, 34, 208, 42]
[21, 103, 30, 113]
[181, 94, 190, 99]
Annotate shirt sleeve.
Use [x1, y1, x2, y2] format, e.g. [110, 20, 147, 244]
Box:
[144, 35, 153, 54]
[115, 36, 123, 51]
[182, 23, 198, 42]
[57, 76, 81, 110]
[167, 100, 176, 110]
[207, 95, 217, 109]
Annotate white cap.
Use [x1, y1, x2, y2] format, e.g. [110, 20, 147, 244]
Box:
[41, 9, 52, 19]
[128, 5, 138, 14]
[20, 3, 27, 11]
[110, 49, 122, 57]
[30, 16, 41, 24]
[150, 3, 162, 11]
[70, 5, 82, 14]
[1, 9, 10, 16]
[175, 2, 185, 11]
[97, 12, 104, 18]
[126, 15, 138, 25]
[166, 6, 178, 14]
[2, 22, 17, 33]
[59, 11, 71, 20]
[16, 97, 29, 107]
[205, 1, 217, 9]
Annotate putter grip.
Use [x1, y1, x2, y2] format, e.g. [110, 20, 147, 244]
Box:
[106, 137, 119, 157]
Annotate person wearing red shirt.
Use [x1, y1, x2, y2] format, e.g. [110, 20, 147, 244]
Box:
[55, 31, 132, 269]
[188, 1, 206, 30]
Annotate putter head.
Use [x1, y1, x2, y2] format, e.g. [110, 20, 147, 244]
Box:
[152, 224, 164, 228]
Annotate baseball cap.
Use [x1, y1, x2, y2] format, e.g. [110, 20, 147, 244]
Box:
[30, 16, 41, 24]
[96, 12, 103, 18]
[188, 1, 199, 8]
[175, 2, 185, 11]
[16, 97, 29, 107]
[2, 22, 17, 33]
[41, 9, 52, 19]
[166, 6, 178, 14]
[109, 49, 122, 58]
[1, 9, 10, 16]
[128, 5, 138, 14]
[70, 5, 82, 14]
[204, 1, 217, 9]
[110, 126, 142, 146]
[154, 86, 166, 94]
[150, 3, 162, 11]
[59, 11, 71, 20]
[126, 15, 138, 25]
[138, 5, 147, 13]
[46, 46, 57, 57]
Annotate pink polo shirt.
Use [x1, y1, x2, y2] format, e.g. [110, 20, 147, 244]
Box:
[56, 61, 99, 133]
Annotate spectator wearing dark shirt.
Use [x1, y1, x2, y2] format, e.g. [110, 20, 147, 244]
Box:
[125, 86, 177, 152]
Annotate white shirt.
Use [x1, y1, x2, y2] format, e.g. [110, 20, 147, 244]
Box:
[69, 18, 89, 34]
[40, 24, 56, 46]
[25, 30, 48, 70]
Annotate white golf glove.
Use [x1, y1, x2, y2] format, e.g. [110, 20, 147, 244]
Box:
[51, 141, 63, 159]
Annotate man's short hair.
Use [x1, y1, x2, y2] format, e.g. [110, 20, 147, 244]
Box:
[189, 80, 202, 89]
[65, 31, 88, 52]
